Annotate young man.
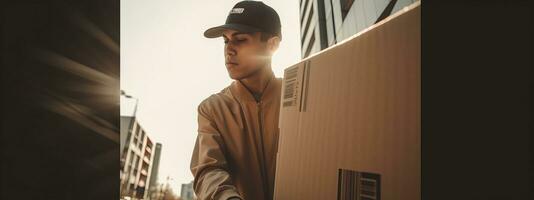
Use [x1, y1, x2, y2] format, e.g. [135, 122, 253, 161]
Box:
[190, 1, 282, 200]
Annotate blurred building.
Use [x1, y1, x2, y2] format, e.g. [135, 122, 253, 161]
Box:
[148, 183, 165, 200]
[180, 181, 195, 200]
[148, 143, 163, 198]
[120, 116, 156, 199]
[299, 0, 419, 58]
[148, 180, 183, 200]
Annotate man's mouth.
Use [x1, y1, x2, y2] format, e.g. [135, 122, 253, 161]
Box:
[226, 62, 238, 68]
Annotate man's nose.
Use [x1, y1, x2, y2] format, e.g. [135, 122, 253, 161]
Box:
[225, 43, 236, 56]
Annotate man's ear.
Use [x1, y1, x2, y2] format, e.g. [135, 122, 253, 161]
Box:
[267, 36, 280, 53]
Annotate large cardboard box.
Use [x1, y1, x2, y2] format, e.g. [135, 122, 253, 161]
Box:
[274, 2, 420, 200]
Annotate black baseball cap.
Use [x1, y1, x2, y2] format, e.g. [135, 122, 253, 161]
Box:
[204, 1, 282, 40]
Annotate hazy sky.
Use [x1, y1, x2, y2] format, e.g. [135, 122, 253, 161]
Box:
[120, 0, 301, 194]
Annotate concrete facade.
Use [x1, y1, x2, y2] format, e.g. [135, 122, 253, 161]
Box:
[120, 116, 156, 200]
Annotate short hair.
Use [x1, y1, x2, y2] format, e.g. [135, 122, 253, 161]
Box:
[260, 32, 281, 42]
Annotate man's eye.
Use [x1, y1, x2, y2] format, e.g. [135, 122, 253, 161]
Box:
[224, 38, 246, 45]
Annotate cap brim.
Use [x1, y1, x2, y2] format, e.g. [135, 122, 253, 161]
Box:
[204, 24, 262, 38]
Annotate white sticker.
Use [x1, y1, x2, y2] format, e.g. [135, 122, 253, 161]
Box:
[230, 8, 244, 14]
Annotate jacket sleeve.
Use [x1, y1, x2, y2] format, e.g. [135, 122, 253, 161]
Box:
[190, 103, 243, 200]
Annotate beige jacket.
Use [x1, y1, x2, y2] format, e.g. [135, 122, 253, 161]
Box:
[190, 75, 282, 200]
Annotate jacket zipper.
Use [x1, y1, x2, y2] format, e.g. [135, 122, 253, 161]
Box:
[257, 101, 270, 200]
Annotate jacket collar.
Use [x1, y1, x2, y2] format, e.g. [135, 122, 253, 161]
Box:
[230, 72, 280, 103]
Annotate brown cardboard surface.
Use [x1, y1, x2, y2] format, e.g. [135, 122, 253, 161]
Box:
[274, 2, 420, 200]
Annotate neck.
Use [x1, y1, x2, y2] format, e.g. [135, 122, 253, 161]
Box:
[239, 63, 274, 97]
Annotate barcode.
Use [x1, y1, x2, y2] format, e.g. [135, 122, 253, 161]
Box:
[283, 66, 299, 107]
[283, 81, 296, 99]
[337, 169, 381, 200]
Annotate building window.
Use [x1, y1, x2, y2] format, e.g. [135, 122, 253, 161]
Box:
[340, 0, 354, 21]
[135, 155, 140, 168]
[304, 33, 315, 58]
[301, 4, 314, 46]
[135, 123, 141, 136]
[300, 0, 311, 25]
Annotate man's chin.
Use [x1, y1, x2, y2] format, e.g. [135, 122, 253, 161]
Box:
[228, 72, 243, 80]
[228, 70, 251, 80]
[228, 68, 262, 80]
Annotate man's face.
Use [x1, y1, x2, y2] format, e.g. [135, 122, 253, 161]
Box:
[222, 29, 270, 80]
